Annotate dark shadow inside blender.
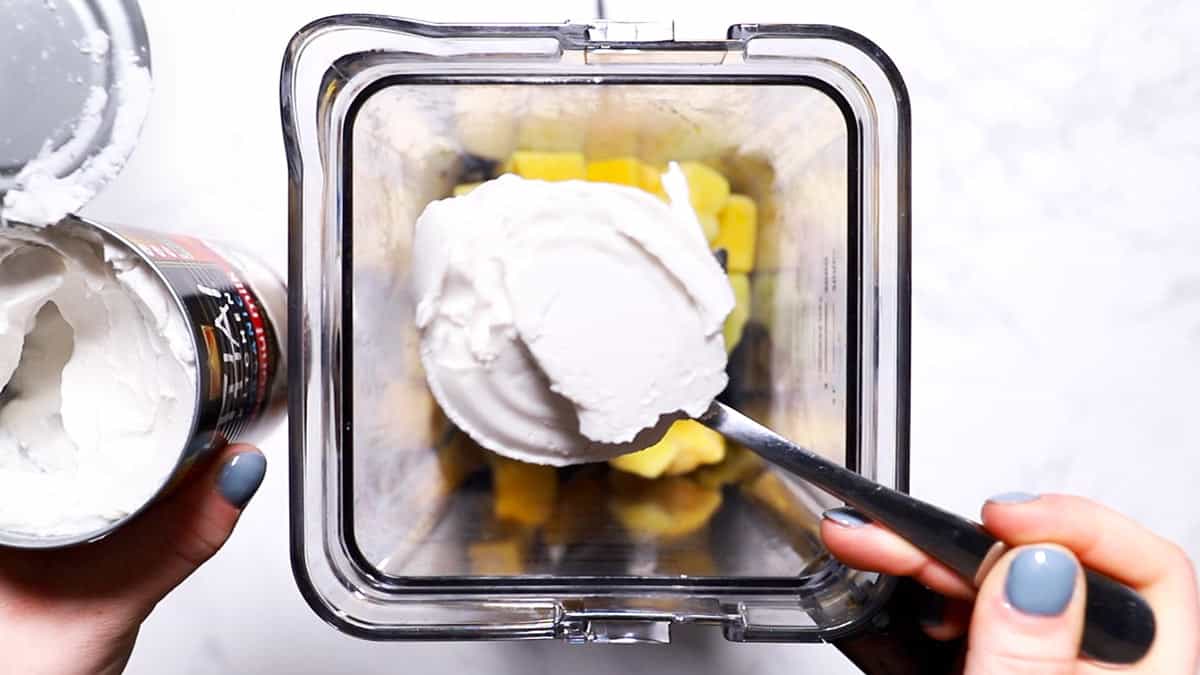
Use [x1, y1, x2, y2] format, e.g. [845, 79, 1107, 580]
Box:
[342, 79, 860, 588]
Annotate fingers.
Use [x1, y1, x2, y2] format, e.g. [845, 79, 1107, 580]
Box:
[982, 493, 1180, 588]
[963, 545, 1086, 675]
[824, 495, 1199, 673]
[116, 444, 266, 614]
[821, 508, 973, 641]
[984, 493, 1200, 673]
[821, 508, 977, 600]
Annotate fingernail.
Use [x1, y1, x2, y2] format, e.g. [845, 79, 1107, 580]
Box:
[918, 591, 945, 626]
[1004, 547, 1077, 616]
[217, 452, 267, 509]
[987, 491, 1040, 504]
[822, 507, 871, 528]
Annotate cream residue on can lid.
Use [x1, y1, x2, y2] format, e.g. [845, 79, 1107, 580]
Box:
[0, 223, 196, 538]
[412, 163, 734, 466]
[1, 18, 152, 228]
[1, 58, 151, 227]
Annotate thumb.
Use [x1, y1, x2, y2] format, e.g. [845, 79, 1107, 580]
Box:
[964, 544, 1086, 675]
[118, 444, 267, 612]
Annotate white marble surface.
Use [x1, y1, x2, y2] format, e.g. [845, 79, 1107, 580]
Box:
[77, 0, 1199, 672]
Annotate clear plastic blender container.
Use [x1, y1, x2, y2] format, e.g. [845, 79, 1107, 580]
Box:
[283, 16, 910, 643]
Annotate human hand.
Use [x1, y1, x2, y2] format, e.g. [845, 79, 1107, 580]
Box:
[0, 444, 266, 675]
[822, 493, 1200, 673]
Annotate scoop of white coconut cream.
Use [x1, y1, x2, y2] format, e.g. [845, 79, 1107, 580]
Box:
[412, 163, 734, 466]
[0, 224, 196, 539]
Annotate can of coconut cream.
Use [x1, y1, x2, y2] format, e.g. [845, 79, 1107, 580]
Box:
[0, 215, 285, 548]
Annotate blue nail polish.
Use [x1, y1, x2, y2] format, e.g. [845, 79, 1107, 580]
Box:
[822, 507, 871, 528]
[1005, 547, 1077, 616]
[987, 491, 1040, 504]
[217, 452, 266, 508]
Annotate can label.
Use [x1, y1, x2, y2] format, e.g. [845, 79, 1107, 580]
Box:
[119, 229, 284, 454]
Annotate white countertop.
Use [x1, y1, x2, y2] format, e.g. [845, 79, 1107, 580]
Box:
[82, 0, 1200, 672]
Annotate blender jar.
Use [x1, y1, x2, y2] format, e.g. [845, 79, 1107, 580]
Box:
[283, 16, 910, 643]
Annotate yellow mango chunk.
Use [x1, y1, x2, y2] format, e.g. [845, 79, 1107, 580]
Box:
[609, 475, 722, 539]
[489, 455, 557, 527]
[745, 472, 800, 519]
[609, 441, 677, 480]
[585, 157, 642, 187]
[468, 530, 528, 575]
[680, 161, 730, 215]
[723, 273, 751, 353]
[610, 419, 725, 479]
[663, 420, 726, 475]
[712, 194, 758, 273]
[638, 164, 668, 200]
[670, 547, 718, 576]
[693, 445, 764, 489]
[501, 151, 585, 181]
[452, 182, 481, 197]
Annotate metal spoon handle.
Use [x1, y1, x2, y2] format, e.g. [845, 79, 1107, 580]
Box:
[699, 402, 1155, 665]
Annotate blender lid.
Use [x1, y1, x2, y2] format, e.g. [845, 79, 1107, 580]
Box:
[0, 0, 151, 218]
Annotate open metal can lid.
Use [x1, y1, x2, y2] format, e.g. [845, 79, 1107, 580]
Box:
[0, 0, 151, 223]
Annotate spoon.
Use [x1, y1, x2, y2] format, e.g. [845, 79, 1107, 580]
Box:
[698, 401, 1156, 665]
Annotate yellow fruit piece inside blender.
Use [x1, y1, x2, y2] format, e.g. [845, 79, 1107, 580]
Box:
[468, 538, 526, 575]
[609, 419, 726, 479]
[468, 524, 532, 575]
[638, 163, 668, 200]
[489, 455, 557, 526]
[670, 547, 718, 576]
[679, 161, 730, 215]
[500, 151, 586, 181]
[693, 444, 764, 489]
[585, 157, 643, 187]
[712, 194, 758, 274]
[608, 475, 723, 539]
[723, 273, 751, 353]
[452, 182, 481, 197]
